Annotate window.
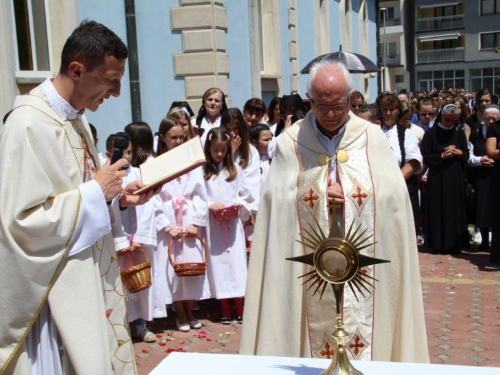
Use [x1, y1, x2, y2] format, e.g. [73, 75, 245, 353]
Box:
[395, 75, 404, 83]
[380, 7, 394, 20]
[470, 68, 500, 94]
[389, 42, 397, 55]
[480, 32, 500, 49]
[10, 0, 51, 72]
[435, 4, 463, 17]
[417, 70, 465, 91]
[481, 0, 500, 15]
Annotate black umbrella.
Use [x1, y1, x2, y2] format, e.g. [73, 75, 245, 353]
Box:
[300, 51, 380, 74]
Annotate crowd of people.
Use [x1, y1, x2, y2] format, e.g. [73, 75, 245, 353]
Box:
[93, 84, 500, 344]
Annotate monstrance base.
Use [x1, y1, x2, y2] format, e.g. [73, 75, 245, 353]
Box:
[320, 345, 363, 375]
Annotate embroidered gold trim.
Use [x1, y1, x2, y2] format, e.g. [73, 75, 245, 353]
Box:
[1, 191, 82, 374]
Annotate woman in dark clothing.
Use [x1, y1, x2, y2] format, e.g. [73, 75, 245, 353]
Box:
[465, 88, 492, 140]
[421, 104, 470, 253]
[468, 105, 498, 250]
[486, 108, 500, 264]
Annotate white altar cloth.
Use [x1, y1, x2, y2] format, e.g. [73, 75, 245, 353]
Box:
[150, 352, 499, 374]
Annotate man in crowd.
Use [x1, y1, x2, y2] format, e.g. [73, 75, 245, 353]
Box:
[0, 21, 160, 374]
[241, 61, 428, 363]
[416, 97, 434, 132]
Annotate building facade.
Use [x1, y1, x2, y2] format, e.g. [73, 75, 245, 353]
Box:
[1, 0, 379, 150]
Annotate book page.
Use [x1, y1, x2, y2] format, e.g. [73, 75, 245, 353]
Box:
[140, 136, 206, 185]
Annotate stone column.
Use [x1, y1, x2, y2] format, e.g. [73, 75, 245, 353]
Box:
[288, 0, 299, 93]
[171, 0, 229, 113]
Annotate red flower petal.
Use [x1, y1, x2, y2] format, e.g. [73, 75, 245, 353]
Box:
[156, 334, 163, 338]
[142, 349, 149, 353]
[159, 342, 166, 346]
[221, 344, 226, 347]
[207, 338, 212, 342]
[179, 341, 186, 345]
[178, 348, 187, 352]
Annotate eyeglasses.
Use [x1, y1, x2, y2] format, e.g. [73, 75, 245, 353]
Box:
[311, 99, 349, 113]
[420, 112, 434, 117]
[350, 104, 363, 109]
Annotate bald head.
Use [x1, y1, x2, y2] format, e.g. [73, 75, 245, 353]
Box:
[306, 62, 353, 138]
[307, 61, 353, 99]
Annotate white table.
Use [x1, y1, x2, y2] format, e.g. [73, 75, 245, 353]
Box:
[150, 352, 500, 374]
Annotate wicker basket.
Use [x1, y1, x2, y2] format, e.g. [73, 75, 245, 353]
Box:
[211, 204, 241, 223]
[168, 233, 208, 277]
[119, 246, 152, 294]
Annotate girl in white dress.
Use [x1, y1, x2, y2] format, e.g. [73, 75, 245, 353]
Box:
[192, 88, 228, 142]
[108, 130, 167, 343]
[156, 117, 210, 332]
[249, 124, 273, 192]
[203, 128, 254, 324]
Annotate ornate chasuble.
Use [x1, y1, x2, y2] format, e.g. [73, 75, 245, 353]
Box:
[294, 128, 375, 361]
[0, 88, 136, 374]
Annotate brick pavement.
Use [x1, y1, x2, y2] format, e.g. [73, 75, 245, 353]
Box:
[134, 248, 500, 374]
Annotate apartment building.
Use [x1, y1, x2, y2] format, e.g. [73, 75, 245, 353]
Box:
[413, 0, 500, 94]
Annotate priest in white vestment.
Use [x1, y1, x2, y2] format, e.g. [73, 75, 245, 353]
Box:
[0, 21, 159, 374]
[240, 62, 429, 363]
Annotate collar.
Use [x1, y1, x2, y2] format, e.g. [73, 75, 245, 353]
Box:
[311, 114, 347, 143]
[260, 154, 269, 162]
[436, 122, 453, 131]
[41, 78, 83, 121]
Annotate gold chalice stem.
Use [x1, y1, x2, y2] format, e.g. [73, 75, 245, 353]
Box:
[320, 284, 363, 375]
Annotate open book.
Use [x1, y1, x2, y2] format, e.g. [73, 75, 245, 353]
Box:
[133, 136, 207, 195]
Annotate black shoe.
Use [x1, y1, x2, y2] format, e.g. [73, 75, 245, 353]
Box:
[235, 315, 243, 324]
[221, 316, 232, 325]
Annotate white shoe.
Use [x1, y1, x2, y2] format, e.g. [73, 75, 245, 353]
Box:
[490, 233, 492, 245]
[190, 320, 202, 329]
[417, 235, 425, 247]
[468, 226, 476, 237]
[176, 319, 190, 332]
[472, 232, 482, 246]
[136, 323, 156, 343]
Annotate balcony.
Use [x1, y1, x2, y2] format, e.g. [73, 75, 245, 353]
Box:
[379, 54, 402, 66]
[416, 47, 464, 64]
[416, 15, 464, 32]
[378, 18, 402, 27]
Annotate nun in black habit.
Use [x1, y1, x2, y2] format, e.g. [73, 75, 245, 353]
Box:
[421, 104, 470, 253]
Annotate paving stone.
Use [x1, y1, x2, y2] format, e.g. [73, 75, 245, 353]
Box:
[471, 356, 487, 362]
[208, 348, 222, 353]
[470, 322, 482, 327]
[438, 335, 452, 341]
[471, 346, 486, 352]
[148, 343, 160, 349]
[217, 339, 231, 344]
[469, 329, 485, 335]
[470, 315, 483, 319]
[469, 337, 484, 343]
[440, 321, 452, 325]
[439, 327, 452, 333]
[436, 354, 450, 360]
[181, 346, 192, 350]
[441, 314, 452, 318]
[136, 353, 151, 358]
[188, 337, 201, 342]
[438, 344, 452, 350]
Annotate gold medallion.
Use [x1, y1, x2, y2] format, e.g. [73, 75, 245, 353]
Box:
[317, 154, 332, 166]
[337, 150, 349, 163]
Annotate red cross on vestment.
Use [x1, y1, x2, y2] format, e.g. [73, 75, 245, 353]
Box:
[348, 335, 366, 356]
[303, 188, 319, 209]
[351, 186, 368, 207]
[320, 342, 335, 359]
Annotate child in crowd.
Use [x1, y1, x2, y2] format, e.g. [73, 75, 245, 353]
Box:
[249, 124, 273, 192]
[108, 131, 167, 342]
[156, 116, 210, 332]
[357, 104, 383, 126]
[203, 128, 254, 324]
[168, 107, 196, 141]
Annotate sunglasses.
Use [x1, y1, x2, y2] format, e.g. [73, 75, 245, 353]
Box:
[420, 112, 434, 117]
[351, 104, 363, 109]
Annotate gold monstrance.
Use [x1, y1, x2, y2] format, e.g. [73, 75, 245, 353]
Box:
[286, 204, 390, 375]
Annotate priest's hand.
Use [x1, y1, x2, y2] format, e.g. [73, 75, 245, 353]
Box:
[327, 178, 344, 206]
[184, 224, 198, 238]
[95, 159, 127, 201]
[119, 181, 162, 207]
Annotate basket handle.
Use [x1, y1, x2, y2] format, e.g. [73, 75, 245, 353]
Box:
[167, 232, 208, 268]
[118, 245, 150, 265]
